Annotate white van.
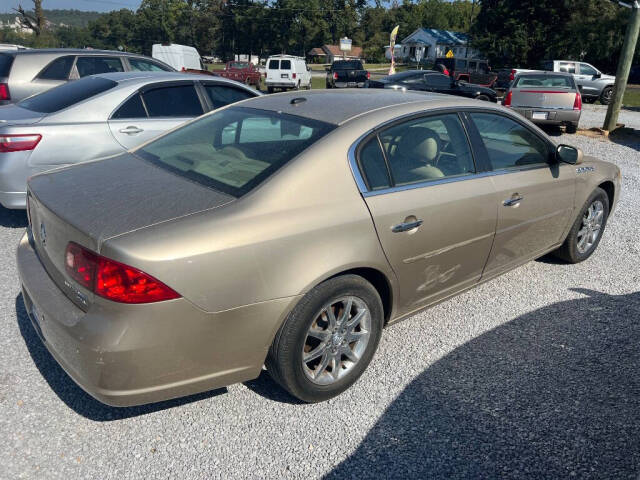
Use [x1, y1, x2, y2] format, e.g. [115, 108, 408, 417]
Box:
[152, 43, 203, 71]
[265, 55, 311, 92]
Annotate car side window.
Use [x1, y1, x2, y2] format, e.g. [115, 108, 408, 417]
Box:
[204, 85, 254, 109]
[401, 75, 424, 85]
[112, 93, 147, 119]
[37, 56, 75, 80]
[358, 137, 391, 190]
[129, 58, 169, 72]
[142, 84, 203, 117]
[377, 113, 475, 187]
[424, 74, 451, 88]
[75, 56, 125, 77]
[558, 62, 576, 74]
[579, 63, 598, 76]
[469, 113, 549, 170]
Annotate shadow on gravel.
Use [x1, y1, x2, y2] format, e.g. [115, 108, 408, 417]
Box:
[326, 289, 640, 479]
[15, 294, 226, 421]
[609, 128, 640, 152]
[243, 370, 304, 405]
[0, 206, 28, 228]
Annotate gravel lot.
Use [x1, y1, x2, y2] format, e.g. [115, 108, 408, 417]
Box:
[1, 107, 639, 479]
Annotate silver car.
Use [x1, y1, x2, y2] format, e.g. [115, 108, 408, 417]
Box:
[503, 72, 582, 133]
[0, 72, 260, 209]
[0, 49, 174, 105]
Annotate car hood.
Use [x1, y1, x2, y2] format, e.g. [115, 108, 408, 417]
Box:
[600, 74, 616, 81]
[0, 104, 45, 126]
[27, 152, 235, 250]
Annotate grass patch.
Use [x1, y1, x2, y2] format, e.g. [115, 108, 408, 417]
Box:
[311, 76, 326, 89]
[623, 88, 640, 108]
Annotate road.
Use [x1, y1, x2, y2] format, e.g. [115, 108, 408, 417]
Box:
[1, 107, 639, 479]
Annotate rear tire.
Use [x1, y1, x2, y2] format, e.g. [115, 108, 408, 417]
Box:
[566, 123, 578, 134]
[552, 187, 609, 263]
[266, 275, 383, 403]
[267, 86, 274, 94]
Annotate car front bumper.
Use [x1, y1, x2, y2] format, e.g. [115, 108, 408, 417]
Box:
[17, 231, 298, 406]
[510, 107, 581, 126]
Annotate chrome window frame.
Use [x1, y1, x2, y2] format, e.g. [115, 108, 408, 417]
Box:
[348, 106, 557, 198]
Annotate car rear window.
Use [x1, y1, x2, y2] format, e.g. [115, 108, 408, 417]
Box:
[136, 106, 335, 197]
[0, 54, 14, 77]
[268, 60, 279, 69]
[333, 61, 363, 70]
[515, 75, 574, 88]
[280, 60, 291, 70]
[18, 76, 117, 113]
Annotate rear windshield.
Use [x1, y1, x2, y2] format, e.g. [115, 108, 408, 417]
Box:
[333, 61, 363, 70]
[19, 76, 117, 113]
[136, 106, 335, 197]
[268, 60, 279, 69]
[0, 54, 14, 77]
[515, 75, 574, 88]
[280, 60, 291, 70]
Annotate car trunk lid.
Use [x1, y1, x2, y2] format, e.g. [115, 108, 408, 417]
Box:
[510, 87, 576, 109]
[0, 104, 46, 126]
[27, 153, 235, 309]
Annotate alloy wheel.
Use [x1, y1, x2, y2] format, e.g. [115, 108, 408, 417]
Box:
[577, 199, 604, 254]
[301, 296, 371, 385]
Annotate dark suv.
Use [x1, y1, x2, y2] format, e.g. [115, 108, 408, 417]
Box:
[0, 49, 174, 104]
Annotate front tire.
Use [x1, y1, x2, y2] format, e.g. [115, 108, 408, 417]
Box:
[600, 86, 613, 105]
[553, 187, 609, 263]
[266, 275, 383, 403]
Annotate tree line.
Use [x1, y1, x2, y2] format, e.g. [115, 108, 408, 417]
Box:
[1, 0, 637, 72]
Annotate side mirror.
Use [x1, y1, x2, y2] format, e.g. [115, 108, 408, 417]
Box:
[556, 144, 583, 165]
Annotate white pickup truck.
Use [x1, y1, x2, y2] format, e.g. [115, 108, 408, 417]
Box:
[508, 60, 616, 104]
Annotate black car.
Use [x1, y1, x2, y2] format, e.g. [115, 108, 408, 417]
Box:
[367, 70, 497, 102]
[326, 60, 370, 89]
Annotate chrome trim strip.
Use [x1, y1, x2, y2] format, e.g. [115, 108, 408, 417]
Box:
[346, 106, 553, 198]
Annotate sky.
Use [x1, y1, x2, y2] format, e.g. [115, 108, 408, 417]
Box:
[1, 0, 143, 13]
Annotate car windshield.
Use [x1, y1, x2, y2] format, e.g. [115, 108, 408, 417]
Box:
[231, 62, 249, 69]
[515, 75, 574, 88]
[333, 61, 363, 70]
[18, 76, 117, 113]
[136, 106, 336, 197]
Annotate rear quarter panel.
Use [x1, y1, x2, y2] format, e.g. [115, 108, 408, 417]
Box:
[102, 124, 397, 315]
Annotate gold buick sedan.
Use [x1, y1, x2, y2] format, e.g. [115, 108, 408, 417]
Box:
[18, 90, 620, 406]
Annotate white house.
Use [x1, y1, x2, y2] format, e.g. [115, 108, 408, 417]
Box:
[385, 28, 481, 63]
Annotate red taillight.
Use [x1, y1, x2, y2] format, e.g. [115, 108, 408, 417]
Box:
[366, 71, 370, 80]
[573, 92, 582, 111]
[65, 242, 180, 304]
[0, 134, 41, 153]
[509, 69, 516, 81]
[503, 91, 512, 107]
[292, 73, 296, 79]
[333, 72, 338, 80]
[0, 83, 9, 101]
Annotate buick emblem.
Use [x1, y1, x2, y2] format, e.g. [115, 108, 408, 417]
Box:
[40, 223, 46, 246]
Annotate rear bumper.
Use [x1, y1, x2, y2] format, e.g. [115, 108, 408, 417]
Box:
[17, 232, 298, 406]
[511, 107, 581, 125]
[334, 81, 366, 88]
[266, 81, 296, 88]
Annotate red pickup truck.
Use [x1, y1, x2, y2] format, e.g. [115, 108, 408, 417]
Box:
[213, 61, 261, 88]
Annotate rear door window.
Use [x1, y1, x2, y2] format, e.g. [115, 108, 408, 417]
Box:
[203, 84, 255, 109]
[75, 56, 125, 77]
[37, 56, 74, 80]
[280, 60, 291, 70]
[558, 62, 576, 74]
[268, 60, 279, 69]
[112, 93, 147, 119]
[142, 84, 203, 117]
[19, 76, 117, 113]
[0, 54, 15, 77]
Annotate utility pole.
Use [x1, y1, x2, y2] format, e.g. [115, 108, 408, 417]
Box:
[604, 1, 640, 131]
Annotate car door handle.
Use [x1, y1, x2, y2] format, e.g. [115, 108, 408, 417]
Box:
[503, 195, 524, 206]
[119, 126, 144, 135]
[392, 220, 423, 233]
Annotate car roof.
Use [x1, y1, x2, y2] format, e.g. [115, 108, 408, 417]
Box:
[237, 89, 484, 125]
[93, 71, 243, 86]
[515, 71, 574, 77]
[4, 48, 153, 57]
